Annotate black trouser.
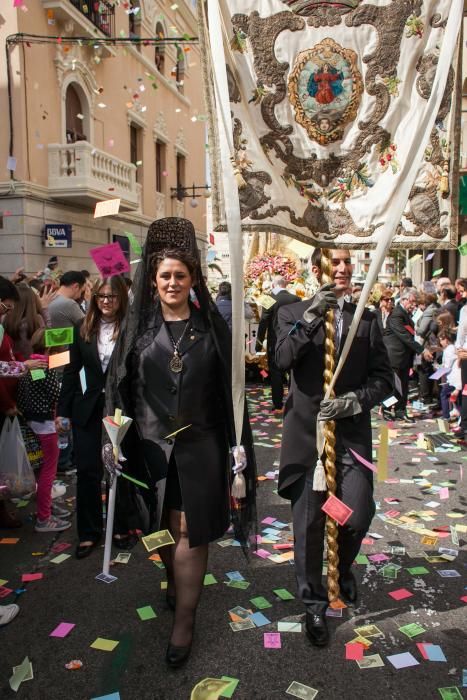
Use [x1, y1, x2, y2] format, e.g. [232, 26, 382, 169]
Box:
[73, 396, 105, 542]
[461, 360, 467, 435]
[268, 354, 286, 409]
[393, 366, 410, 415]
[291, 460, 375, 613]
[418, 358, 434, 402]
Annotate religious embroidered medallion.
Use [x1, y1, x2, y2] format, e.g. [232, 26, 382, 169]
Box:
[288, 39, 363, 145]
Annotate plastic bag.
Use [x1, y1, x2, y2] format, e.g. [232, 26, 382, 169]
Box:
[19, 419, 43, 471]
[0, 417, 36, 498]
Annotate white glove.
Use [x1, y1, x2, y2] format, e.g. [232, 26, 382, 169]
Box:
[232, 445, 247, 474]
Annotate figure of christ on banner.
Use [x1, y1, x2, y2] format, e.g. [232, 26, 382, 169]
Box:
[288, 39, 363, 146]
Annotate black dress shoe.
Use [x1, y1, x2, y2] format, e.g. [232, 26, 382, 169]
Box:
[305, 611, 329, 647]
[339, 574, 358, 606]
[166, 593, 176, 611]
[166, 642, 191, 668]
[75, 540, 100, 560]
[395, 412, 415, 423]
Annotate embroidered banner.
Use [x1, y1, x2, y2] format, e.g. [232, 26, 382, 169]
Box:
[200, 0, 460, 249]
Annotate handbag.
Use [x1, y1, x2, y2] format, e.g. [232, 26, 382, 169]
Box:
[0, 417, 36, 499]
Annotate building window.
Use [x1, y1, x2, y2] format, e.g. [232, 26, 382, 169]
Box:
[65, 84, 87, 143]
[130, 124, 143, 183]
[155, 141, 166, 193]
[176, 153, 186, 200]
[155, 22, 165, 75]
[175, 44, 185, 94]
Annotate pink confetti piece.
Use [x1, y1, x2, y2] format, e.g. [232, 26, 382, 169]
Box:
[264, 632, 281, 649]
[22, 573, 43, 582]
[50, 622, 75, 638]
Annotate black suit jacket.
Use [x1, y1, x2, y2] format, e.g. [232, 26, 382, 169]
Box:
[275, 299, 393, 499]
[57, 319, 107, 427]
[256, 290, 300, 356]
[384, 304, 423, 369]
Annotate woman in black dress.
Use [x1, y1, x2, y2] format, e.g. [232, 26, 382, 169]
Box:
[106, 218, 256, 668]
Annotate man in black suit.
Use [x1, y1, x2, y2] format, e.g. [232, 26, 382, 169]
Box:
[256, 276, 299, 410]
[276, 249, 392, 647]
[383, 288, 432, 422]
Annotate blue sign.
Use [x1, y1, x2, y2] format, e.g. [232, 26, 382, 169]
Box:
[44, 224, 72, 248]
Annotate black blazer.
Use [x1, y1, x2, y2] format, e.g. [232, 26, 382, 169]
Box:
[383, 304, 424, 369]
[256, 290, 300, 355]
[275, 299, 393, 499]
[57, 319, 108, 427]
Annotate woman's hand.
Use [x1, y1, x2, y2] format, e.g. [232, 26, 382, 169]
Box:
[24, 358, 48, 371]
[55, 417, 71, 433]
[457, 348, 467, 361]
[39, 287, 58, 309]
[232, 445, 247, 474]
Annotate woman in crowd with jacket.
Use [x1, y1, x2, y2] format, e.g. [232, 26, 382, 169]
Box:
[56, 276, 128, 559]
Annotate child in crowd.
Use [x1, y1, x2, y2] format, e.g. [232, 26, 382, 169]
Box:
[438, 331, 459, 420]
[17, 329, 71, 532]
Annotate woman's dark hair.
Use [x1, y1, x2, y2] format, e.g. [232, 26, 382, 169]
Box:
[152, 248, 198, 284]
[80, 276, 128, 342]
[217, 281, 232, 299]
[438, 330, 454, 343]
[3, 282, 42, 341]
[0, 276, 19, 302]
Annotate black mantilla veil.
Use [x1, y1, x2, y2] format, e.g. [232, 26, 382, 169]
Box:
[106, 217, 257, 551]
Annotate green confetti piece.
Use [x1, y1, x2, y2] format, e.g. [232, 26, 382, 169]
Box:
[220, 677, 240, 698]
[45, 327, 73, 347]
[120, 472, 149, 489]
[355, 553, 370, 565]
[399, 622, 426, 638]
[203, 573, 217, 585]
[273, 588, 294, 600]
[225, 580, 250, 590]
[30, 369, 46, 381]
[458, 243, 467, 255]
[250, 596, 272, 610]
[124, 231, 142, 255]
[407, 566, 429, 575]
[432, 268, 444, 277]
[438, 688, 463, 700]
[136, 605, 157, 621]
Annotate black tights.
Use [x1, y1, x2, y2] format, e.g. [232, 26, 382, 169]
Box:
[159, 509, 208, 646]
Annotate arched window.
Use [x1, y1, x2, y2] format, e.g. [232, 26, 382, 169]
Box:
[65, 84, 87, 143]
[155, 21, 165, 75]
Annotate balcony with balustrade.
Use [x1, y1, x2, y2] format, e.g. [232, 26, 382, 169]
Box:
[48, 141, 139, 211]
[42, 0, 115, 52]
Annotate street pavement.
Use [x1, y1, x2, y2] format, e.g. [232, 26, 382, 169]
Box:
[0, 384, 466, 700]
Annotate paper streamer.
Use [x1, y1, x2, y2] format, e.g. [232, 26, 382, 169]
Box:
[377, 425, 389, 483]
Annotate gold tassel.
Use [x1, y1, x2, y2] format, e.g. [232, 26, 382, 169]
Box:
[230, 156, 247, 189]
[231, 472, 246, 499]
[440, 161, 450, 199]
[321, 248, 340, 603]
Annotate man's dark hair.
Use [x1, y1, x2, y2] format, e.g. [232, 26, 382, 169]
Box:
[401, 277, 413, 287]
[311, 249, 321, 268]
[60, 271, 86, 287]
[442, 286, 456, 300]
[218, 281, 232, 299]
[80, 269, 91, 279]
[0, 276, 20, 302]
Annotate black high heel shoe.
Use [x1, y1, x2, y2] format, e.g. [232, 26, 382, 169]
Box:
[166, 593, 176, 611]
[165, 642, 191, 668]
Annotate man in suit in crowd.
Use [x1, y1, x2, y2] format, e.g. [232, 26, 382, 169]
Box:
[383, 287, 432, 422]
[256, 276, 299, 411]
[438, 285, 459, 324]
[275, 249, 392, 647]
